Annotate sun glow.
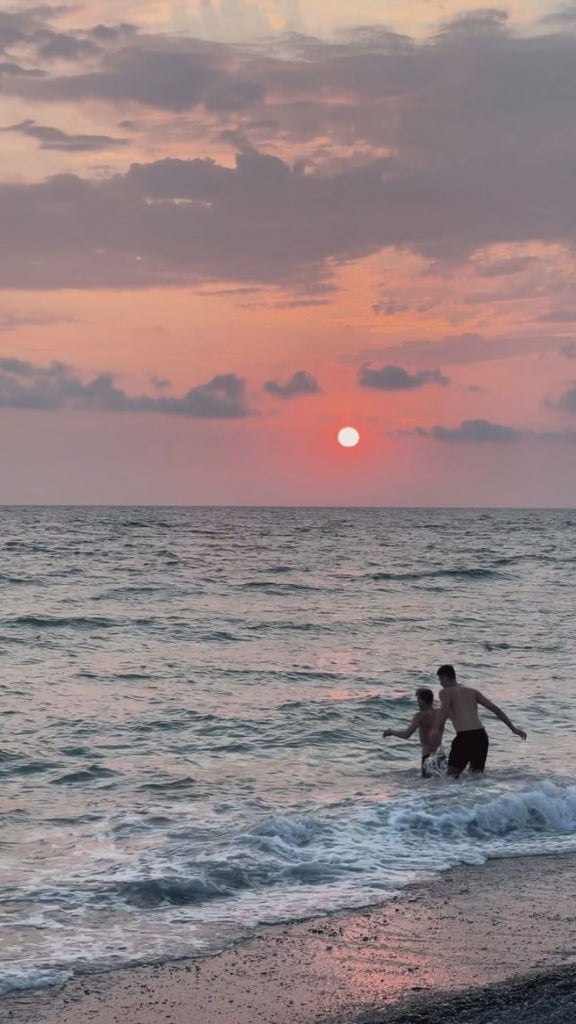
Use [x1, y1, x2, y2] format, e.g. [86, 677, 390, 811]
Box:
[337, 426, 360, 448]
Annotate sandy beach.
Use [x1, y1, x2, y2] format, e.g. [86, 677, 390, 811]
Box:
[3, 853, 576, 1024]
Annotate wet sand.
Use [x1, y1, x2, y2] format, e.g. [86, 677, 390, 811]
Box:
[3, 853, 576, 1024]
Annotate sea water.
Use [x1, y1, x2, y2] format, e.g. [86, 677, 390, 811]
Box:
[0, 506, 574, 995]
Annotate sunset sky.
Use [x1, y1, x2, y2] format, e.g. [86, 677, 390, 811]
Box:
[2, 0, 576, 505]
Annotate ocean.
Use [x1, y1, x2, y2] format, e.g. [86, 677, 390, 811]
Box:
[0, 506, 575, 997]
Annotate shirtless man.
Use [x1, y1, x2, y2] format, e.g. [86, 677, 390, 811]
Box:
[434, 664, 527, 777]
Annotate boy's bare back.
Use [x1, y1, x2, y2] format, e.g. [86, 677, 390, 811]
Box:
[416, 707, 443, 756]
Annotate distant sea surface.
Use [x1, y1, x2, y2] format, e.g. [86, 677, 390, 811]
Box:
[1, 507, 575, 996]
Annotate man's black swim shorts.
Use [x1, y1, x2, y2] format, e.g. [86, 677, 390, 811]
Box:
[448, 728, 489, 775]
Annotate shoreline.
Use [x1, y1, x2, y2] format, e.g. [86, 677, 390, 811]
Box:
[3, 852, 576, 1024]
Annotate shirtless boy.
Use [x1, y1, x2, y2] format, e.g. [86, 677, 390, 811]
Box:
[434, 664, 527, 777]
[383, 687, 446, 777]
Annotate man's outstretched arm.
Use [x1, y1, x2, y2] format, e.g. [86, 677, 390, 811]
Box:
[476, 692, 527, 739]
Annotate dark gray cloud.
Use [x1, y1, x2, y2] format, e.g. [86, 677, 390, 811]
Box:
[89, 25, 138, 44]
[427, 419, 522, 442]
[4, 119, 128, 151]
[406, 419, 576, 443]
[0, 6, 70, 46]
[474, 256, 537, 277]
[0, 9, 132, 62]
[0, 358, 253, 417]
[560, 342, 576, 359]
[33, 29, 100, 61]
[548, 384, 576, 412]
[536, 309, 576, 323]
[357, 332, 564, 369]
[358, 364, 449, 390]
[197, 286, 261, 297]
[540, 3, 576, 23]
[264, 370, 321, 399]
[0, 153, 428, 290]
[3, 23, 576, 289]
[272, 298, 330, 308]
[12, 48, 266, 113]
[462, 290, 511, 305]
[437, 9, 509, 37]
[0, 62, 44, 78]
[372, 299, 409, 316]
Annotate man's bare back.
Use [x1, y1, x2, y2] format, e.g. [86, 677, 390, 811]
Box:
[435, 665, 527, 777]
[439, 684, 485, 733]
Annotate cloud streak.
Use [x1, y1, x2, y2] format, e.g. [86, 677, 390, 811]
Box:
[0, 358, 253, 418]
[3, 119, 129, 152]
[358, 364, 449, 390]
[2, 20, 576, 290]
[358, 332, 567, 369]
[406, 419, 576, 444]
[264, 370, 321, 399]
[547, 385, 576, 413]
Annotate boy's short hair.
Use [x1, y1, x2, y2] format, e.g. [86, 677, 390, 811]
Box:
[416, 687, 434, 705]
[436, 664, 456, 680]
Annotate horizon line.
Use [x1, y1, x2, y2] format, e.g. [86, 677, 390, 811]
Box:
[0, 503, 574, 512]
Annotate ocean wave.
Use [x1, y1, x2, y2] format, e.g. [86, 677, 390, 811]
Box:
[8, 615, 154, 629]
[2, 760, 61, 778]
[3, 781, 576, 997]
[258, 565, 294, 575]
[113, 865, 252, 907]
[139, 777, 198, 792]
[201, 630, 246, 642]
[370, 567, 504, 582]
[94, 586, 163, 598]
[2, 506, 574, 997]
[246, 621, 336, 635]
[389, 782, 576, 839]
[51, 765, 119, 785]
[238, 581, 328, 593]
[80, 783, 576, 912]
[0, 967, 73, 998]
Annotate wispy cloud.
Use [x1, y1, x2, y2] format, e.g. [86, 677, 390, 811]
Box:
[547, 384, 576, 413]
[3, 119, 129, 151]
[405, 419, 576, 443]
[0, 358, 253, 418]
[358, 364, 449, 390]
[2, 20, 576, 291]
[0, 311, 72, 331]
[536, 309, 576, 323]
[357, 332, 565, 369]
[264, 370, 321, 399]
[415, 419, 522, 442]
[473, 256, 538, 278]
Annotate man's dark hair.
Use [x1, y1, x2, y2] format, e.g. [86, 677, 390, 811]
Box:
[416, 687, 434, 705]
[437, 664, 456, 680]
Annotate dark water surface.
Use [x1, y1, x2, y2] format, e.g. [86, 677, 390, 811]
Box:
[1, 507, 574, 994]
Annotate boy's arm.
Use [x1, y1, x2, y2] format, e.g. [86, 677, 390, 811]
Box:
[383, 713, 421, 741]
[476, 691, 527, 739]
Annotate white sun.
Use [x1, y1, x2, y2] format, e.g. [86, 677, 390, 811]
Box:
[337, 426, 360, 448]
